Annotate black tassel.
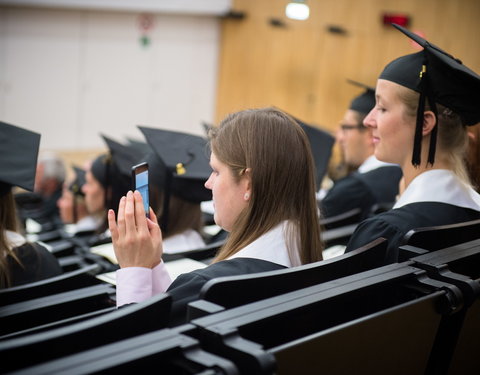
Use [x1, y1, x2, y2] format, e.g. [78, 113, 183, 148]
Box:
[426, 83, 438, 166]
[412, 65, 427, 167]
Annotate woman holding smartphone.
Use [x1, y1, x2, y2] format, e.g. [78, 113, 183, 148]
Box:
[344, 24, 480, 263]
[108, 107, 323, 320]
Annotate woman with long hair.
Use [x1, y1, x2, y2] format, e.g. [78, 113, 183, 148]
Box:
[109, 107, 323, 319]
[0, 122, 61, 289]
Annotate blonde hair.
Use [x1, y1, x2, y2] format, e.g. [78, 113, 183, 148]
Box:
[396, 85, 470, 183]
[210, 107, 323, 265]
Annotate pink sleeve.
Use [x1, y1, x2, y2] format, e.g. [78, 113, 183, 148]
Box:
[115, 267, 153, 307]
[152, 261, 173, 295]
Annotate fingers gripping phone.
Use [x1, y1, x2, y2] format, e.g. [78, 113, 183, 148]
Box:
[131, 162, 150, 218]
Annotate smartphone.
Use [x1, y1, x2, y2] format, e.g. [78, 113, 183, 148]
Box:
[131, 162, 150, 218]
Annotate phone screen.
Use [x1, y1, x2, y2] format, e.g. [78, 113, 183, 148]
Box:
[132, 163, 150, 218]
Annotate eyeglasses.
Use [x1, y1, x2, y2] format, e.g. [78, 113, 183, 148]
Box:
[340, 124, 364, 132]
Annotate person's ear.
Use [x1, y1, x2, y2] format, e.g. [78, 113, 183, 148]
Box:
[422, 111, 437, 136]
[242, 168, 252, 201]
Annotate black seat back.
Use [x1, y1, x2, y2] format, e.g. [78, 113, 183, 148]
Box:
[198, 238, 387, 310]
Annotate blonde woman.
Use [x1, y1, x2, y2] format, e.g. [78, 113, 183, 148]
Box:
[345, 24, 480, 263]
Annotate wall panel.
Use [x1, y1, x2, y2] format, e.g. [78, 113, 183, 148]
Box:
[216, 0, 480, 132]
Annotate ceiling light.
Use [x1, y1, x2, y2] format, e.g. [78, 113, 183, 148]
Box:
[286, 1, 309, 21]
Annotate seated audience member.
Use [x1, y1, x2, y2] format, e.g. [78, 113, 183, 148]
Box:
[0, 121, 62, 289]
[109, 107, 324, 320]
[345, 24, 480, 263]
[57, 164, 102, 235]
[137, 126, 213, 253]
[320, 80, 402, 220]
[82, 135, 144, 241]
[16, 151, 66, 231]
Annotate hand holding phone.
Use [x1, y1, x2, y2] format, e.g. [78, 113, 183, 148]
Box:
[131, 162, 150, 218]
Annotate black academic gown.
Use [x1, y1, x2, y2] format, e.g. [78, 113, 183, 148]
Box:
[7, 242, 62, 288]
[320, 166, 402, 220]
[345, 202, 480, 264]
[166, 257, 286, 326]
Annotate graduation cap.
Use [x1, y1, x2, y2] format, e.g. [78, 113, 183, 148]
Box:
[347, 79, 376, 115]
[137, 126, 212, 231]
[0, 121, 41, 196]
[69, 165, 86, 197]
[380, 23, 480, 167]
[90, 135, 146, 213]
[201, 121, 214, 136]
[277, 111, 335, 190]
[125, 137, 151, 157]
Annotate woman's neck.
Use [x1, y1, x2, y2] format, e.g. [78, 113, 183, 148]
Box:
[402, 156, 452, 189]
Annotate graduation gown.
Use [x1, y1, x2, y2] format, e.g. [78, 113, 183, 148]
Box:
[345, 169, 480, 264]
[167, 257, 286, 325]
[320, 165, 402, 220]
[116, 221, 299, 324]
[345, 202, 480, 264]
[7, 241, 62, 288]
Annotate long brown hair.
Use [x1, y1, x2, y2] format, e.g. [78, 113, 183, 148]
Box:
[152, 189, 203, 238]
[210, 107, 323, 265]
[0, 190, 22, 288]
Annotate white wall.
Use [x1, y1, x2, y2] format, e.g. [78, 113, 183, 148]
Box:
[0, 6, 221, 150]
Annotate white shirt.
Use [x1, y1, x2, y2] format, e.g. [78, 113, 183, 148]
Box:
[357, 155, 398, 174]
[6, 230, 26, 249]
[115, 220, 301, 306]
[394, 169, 480, 211]
[64, 215, 103, 235]
[163, 229, 206, 254]
[229, 221, 301, 267]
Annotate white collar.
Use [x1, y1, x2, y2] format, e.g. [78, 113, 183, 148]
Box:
[228, 221, 301, 267]
[64, 215, 103, 235]
[358, 155, 399, 174]
[163, 229, 206, 254]
[394, 169, 480, 211]
[6, 230, 27, 248]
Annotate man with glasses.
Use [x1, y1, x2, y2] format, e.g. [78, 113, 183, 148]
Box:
[319, 81, 402, 221]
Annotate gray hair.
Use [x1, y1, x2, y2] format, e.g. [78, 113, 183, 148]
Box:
[38, 151, 66, 183]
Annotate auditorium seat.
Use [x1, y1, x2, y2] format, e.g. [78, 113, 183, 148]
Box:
[0, 293, 172, 373]
[188, 237, 387, 320]
[399, 218, 480, 261]
[0, 263, 102, 307]
[190, 262, 462, 375]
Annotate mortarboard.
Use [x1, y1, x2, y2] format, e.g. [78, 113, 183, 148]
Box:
[347, 79, 376, 116]
[0, 121, 41, 196]
[90, 135, 145, 213]
[125, 137, 151, 158]
[69, 165, 86, 197]
[137, 125, 212, 231]
[380, 23, 480, 166]
[278, 111, 335, 190]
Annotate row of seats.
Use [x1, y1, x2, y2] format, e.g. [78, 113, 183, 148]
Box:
[0, 219, 479, 374]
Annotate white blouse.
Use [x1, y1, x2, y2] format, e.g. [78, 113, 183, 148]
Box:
[394, 169, 480, 211]
[228, 221, 301, 267]
[163, 229, 206, 254]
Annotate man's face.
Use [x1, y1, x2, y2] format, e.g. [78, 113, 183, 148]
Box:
[337, 110, 373, 168]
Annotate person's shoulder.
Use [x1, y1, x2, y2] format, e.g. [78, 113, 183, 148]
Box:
[191, 258, 286, 279]
[360, 165, 402, 180]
